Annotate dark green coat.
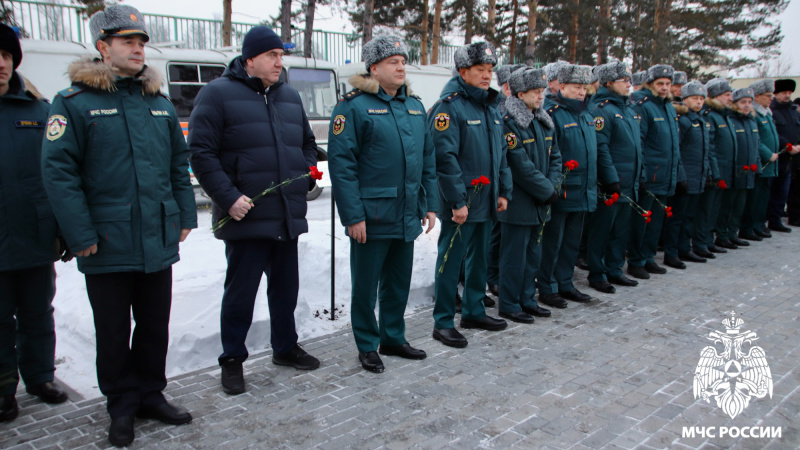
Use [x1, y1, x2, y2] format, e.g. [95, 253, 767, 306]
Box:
[702, 99, 737, 184]
[0, 73, 59, 271]
[544, 93, 615, 213]
[428, 76, 513, 223]
[588, 87, 644, 203]
[728, 107, 761, 190]
[41, 60, 197, 274]
[327, 76, 438, 241]
[676, 107, 712, 194]
[632, 88, 683, 196]
[754, 105, 779, 178]
[498, 96, 562, 225]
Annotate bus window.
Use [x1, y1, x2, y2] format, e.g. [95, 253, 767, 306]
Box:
[287, 68, 337, 119]
[167, 63, 226, 119]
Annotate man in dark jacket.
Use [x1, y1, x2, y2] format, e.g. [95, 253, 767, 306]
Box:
[769, 79, 800, 230]
[328, 36, 437, 373]
[41, 6, 197, 446]
[428, 42, 513, 348]
[0, 24, 70, 423]
[190, 27, 320, 394]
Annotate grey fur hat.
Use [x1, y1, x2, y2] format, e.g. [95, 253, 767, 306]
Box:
[557, 64, 592, 85]
[647, 64, 674, 83]
[590, 66, 599, 84]
[749, 79, 775, 96]
[362, 34, 409, 72]
[453, 42, 497, 70]
[508, 67, 548, 95]
[681, 81, 707, 98]
[672, 71, 688, 85]
[596, 61, 631, 85]
[496, 63, 526, 86]
[706, 78, 733, 98]
[90, 5, 149, 46]
[544, 61, 569, 82]
[631, 70, 647, 86]
[732, 87, 754, 103]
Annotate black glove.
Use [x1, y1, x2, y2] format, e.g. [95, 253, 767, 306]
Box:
[705, 175, 715, 190]
[544, 190, 558, 205]
[676, 181, 689, 195]
[639, 180, 647, 195]
[58, 236, 74, 263]
[604, 182, 621, 195]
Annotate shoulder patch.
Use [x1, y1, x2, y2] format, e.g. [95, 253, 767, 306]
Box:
[434, 113, 450, 131]
[505, 133, 518, 149]
[343, 89, 363, 101]
[594, 117, 605, 131]
[45, 114, 68, 141]
[332, 115, 346, 135]
[58, 86, 85, 98]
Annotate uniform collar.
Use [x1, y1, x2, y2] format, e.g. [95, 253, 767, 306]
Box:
[455, 75, 498, 106]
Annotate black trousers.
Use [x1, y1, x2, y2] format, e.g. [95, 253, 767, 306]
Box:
[219, 239, 299, 365]
[85, 268, 172, 418]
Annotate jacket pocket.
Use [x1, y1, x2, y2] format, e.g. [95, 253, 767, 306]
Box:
[35, 204, 58, 253]
[90, 204, 133, 255]
[360, 186, 398, 224]
[162, 199, 181, 248]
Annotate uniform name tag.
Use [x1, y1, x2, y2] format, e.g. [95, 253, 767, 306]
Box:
[753, 129, 759, 132]
[88, 108, 119, 117]
[545, 136, 553, 141]
[522, 138, 536, 144]
[15, 120, 43, 128]
[563, 123, 578, 128]
[692, 123, 700, 127]
[654, 117, 665, 121]
[367, 108, 388, 115]
[408, 109, 423, 115]
[467, 119, 481, 125]
[736, 129, 745, 133]
[614, 114, 623, 119]
[150, 109, 170, 117]
[762, 121, 767, 124]
[718, 124, 727, 128]
[494, 120, 501, 125]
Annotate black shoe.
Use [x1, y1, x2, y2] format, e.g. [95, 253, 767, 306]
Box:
[575, 257, 589, 271]
[607, 275, 639, 286]
[769, 223, 792, 233]
[358, 351, 385, 373]
[137, 401, 192, 425]
[715, 239, 738, 249]
[627, 265, 650, 280]
[482, 294, 496, 308]
[488, 284, 499, 296]
[0, 395, 18, 423]
[108, 415, 135, 447]
[694, 249, 716, 259]
[730, 237, 750, 246]
[708, 244, 729, 253]
[26, 381, 68, 404]
[521, 304, 552, 317]
[455, 292, 462, 314]
[644, 261, 667, 274]
[273, 344, 320, 370]
[379, 343, 427, 360]
[538, 293, 568, 309]
[589, 280, 616, 293]
[498, 311, 535, 324]
[738, 232, 762, 242]
[220, 359, 245, 395]
[679, 251, 707, 263]
[460, 315, 508, 331]
[756, 229, 772, 238]
[432, 328, 468, 348]
[663, 255, 686, 269]
[559, 289, 593, 303]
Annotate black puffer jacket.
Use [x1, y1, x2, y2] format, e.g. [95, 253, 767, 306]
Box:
[189, 57, 318, 241]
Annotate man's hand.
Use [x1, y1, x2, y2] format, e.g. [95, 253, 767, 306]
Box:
[422, 212, 437, 234]
[348, 221, 367, 244]
[76, 244, 98, 257]
[228, 195, 252, 221]
[497, 196, 508, 212]
[452, 206, 468, 224]
[180, 229, 192, 242]
[770, 153, 780, 162]
[787, 144, 798, 155]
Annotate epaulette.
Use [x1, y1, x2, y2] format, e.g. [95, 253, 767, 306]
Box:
[57, 86, 85, 98]
[636, 95, 651, 105]
[410, 94, 422, 101]
[547, 104, 559, 114]
[158, 91, 171, 100]
[343, 89, 363, 101]
[598, 99, 611, 108]
[442, 92, 461, 103]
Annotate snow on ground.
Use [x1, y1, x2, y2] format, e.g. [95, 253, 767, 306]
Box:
[52, 191, 441, 399]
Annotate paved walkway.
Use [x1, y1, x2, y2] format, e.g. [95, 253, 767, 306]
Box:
[3, 227, 800, 449]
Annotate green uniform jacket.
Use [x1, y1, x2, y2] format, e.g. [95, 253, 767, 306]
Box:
[0, 73, 59, 271]
[588, 87, 644, 203]
[428, 76, 513, 223]
[41, 60, 197, 274]
[728, 107, 761, 189]
[754, 105, 779, 178]
[676, 107, 712, 194]
[498, 96, 562, 225]
[632, 88, 683, 196]
[327, 75, 438, 241]
[544, 93, 615, 213]
[702, 99, 737, 184]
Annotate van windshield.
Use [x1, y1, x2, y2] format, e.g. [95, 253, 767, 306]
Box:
[287, 68, 337, 119]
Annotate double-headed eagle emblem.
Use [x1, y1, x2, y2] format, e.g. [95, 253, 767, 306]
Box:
[693, 311, 773, 419]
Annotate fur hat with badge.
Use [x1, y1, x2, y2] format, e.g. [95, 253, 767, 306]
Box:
[89, 5, 149, 47]
[557, 64, 593, 85]
[732, 87, 754, 103]
[631, 70, 647, 86]
[672, 71, 688, 85]
[596, 61, 631, 85]
[0, 23, 22, 70]
[508, 67, 548, 96]
[705, 78, 733, 99]
[749, 79, 774, 97]
[544, 61, 570, 82]
[681, 81, 706, 98]
[362, 34, 409, 73]
[647, 64, 674, 83]
[496, 63, 526, 86]
[453, 42, 497, 70]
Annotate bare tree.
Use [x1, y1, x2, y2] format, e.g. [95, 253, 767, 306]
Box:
[431, 0, 442, 64]
[222, 0, 232, 46]
[568, 0, 578, 63]
[362, 0, 374, 45]
[421, 0, 429, 65]
[464, 0, 473, 44]
[280, 0, 292, 43]
[754, 56, 794, 77]
[304, 0, 316, 57]
[487, 0, 496, 46]
[596, 0, 610, 64]
[508, 0, 519, 62]
[524, 0, 539, 66]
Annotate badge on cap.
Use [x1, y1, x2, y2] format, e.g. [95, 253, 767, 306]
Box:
[332, 115, 346, 135]
[485, 48, 493, 56]
[434, 113, 450, 132]
[131, 14, 138, 22]
[505, 133, 518, 149]
[46, 115, 68, 141]
[395, 41, 401, 47]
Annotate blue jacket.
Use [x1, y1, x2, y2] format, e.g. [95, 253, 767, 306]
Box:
[702, 98, 737, 184]
[771, 98, 800, 150]
[728, 107, 761, 190]
[190, 57, 318, 241]
[676, 105, 712, 194]
[632, 88, 683, 196]
[327, 75, 438, 241]
[754, 104, 779, 178]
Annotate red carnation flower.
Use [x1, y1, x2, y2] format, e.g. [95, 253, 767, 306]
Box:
[565, 160, 579, 170]
[645, 217, 652, 223]
[309, 166, 323, 180]
[642, 210, 652, 218]
[604, 198, 614, 206]
[718, 180, 728, 189]
[750, 164, 758, 172]
[612, 193, 620, 201]
[743, 165, 750, 171]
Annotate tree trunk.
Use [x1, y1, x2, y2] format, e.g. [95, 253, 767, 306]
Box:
[304, 0, 316, 57]
[509, 0, 519, 62]
[651, 0, 660, 64]
[525, 0, 539, 65]
[222, 0, 232, 47]
[487, 0, 496, 46]
[363, 0, 374, 45]
[568, 0, 579, 63]
[596, 0, 609, 64]
[421, 0, 429, 64]
[431, 0, 442, 64]
[280, 0, 292, 43]
[464, 0, 473, 44]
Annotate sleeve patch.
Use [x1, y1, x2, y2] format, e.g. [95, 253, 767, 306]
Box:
[594, 117, 605, 131]
[505, 133, 518, 149]
[332, 115, 346, 135]
[45, 114, 68, 141]
[434, 113, 450, 131]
